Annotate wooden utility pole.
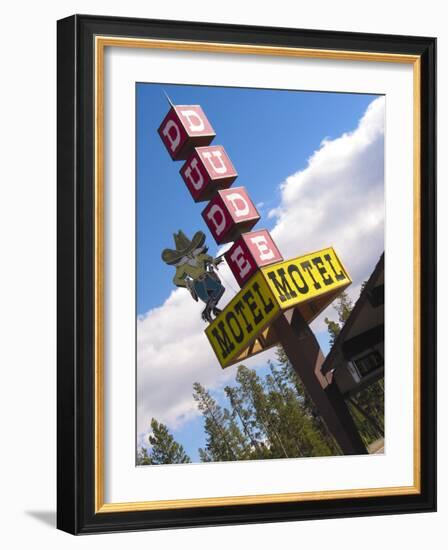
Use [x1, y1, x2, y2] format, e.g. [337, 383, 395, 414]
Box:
[274, 309, 367, 455]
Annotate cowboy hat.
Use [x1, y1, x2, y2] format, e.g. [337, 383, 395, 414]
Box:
[161, 230, 206, 265]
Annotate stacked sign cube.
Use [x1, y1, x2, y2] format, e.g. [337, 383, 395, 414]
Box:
[181, 146, 238, 202]
[201, 187, 260, 244]
[225, 229, 283, 286]
[158, 105, 216, 160]
[158, 102, 283, 291]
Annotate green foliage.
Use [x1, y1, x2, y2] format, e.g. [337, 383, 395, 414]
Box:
[193, 356, 342, 462]
[323, 287, 384, 446]
[348, 379, 384, 446]
[136, 446, 152, 466]
[137, 282, 384, 464]
[324, 290, 353, 345]
[193, 382, 248, 462]
[142, 418, 191, 465]
[224, 385, 268, 459]
[324, 319, 342, 346]
[233, 365, 289, 459]
[273, 349, 341, 455]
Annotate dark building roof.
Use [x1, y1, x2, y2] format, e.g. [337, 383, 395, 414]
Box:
[321, 253, 384, 375]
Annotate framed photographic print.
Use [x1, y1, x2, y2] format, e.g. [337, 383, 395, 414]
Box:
[57, 14, 436, 534]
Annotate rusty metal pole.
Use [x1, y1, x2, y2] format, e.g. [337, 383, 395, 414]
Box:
[273, 308, 368, 455]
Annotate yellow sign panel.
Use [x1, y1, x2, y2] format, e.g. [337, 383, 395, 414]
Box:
[206, 247, 351, 368]
[261, 246, 351, 311]
[205, 270, 280, 368]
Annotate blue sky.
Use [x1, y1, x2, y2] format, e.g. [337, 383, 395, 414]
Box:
[136, 83, 384, 462]
[137, 83, 378, 315]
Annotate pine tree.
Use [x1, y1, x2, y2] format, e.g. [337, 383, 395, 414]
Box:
[224, 384, 270, 460]
[136, 446, 152, 465]
[275, 346, 341, 454]
[269, 354, 339, 456]
[193, 382, 248, 462]
[234, 365, 291, 459]
[225, 386, 258, 452]
[194, 359, 345, 462]
[147, 418, 191, 464]
[347, 379, 385, 445]
[324, 290, 353, 345]
[224, 407, 252, 459]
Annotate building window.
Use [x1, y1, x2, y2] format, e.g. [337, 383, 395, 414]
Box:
[352, 350, 383, 377]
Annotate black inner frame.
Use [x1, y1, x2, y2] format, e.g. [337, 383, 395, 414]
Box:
[57, 14, 436, 535]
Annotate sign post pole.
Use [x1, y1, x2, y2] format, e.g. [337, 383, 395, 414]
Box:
[273, 309, 367, 455]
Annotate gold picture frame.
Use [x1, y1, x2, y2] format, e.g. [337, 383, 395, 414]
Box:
[57, 15, 436, 534]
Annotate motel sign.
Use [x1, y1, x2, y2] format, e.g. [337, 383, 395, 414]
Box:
[157, 100, 367, 455]
[206, 247, 351, 368]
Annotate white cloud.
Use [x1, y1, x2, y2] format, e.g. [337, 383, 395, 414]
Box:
[137, 285, 228, 437]
[270, 96, 385, 331]
[137, 96, 385, 444]
[137, 260, 269, 441]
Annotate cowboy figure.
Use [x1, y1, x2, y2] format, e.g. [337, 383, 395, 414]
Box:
[162, 230, 225, 322]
